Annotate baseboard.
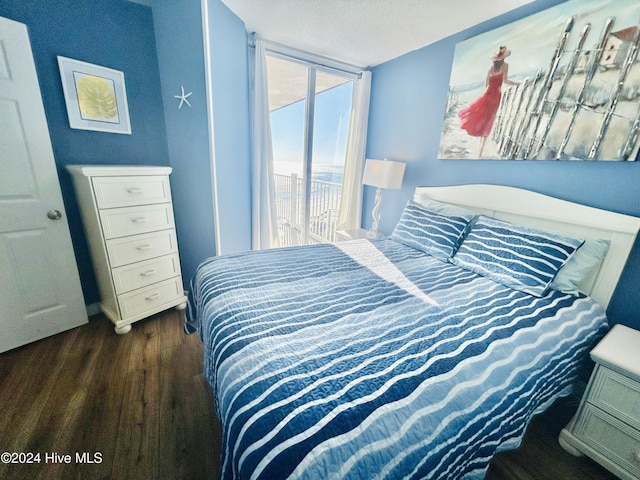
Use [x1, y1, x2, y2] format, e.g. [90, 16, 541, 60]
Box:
[86, 302, 101, 317]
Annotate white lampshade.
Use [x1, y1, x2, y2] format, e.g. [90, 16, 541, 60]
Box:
[362, 158, 406, 190]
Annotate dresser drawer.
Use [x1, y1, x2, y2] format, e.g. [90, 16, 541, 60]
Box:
[117, 277, 184, 320]
[112, 253, 181, 294]
[99, 204, 174, 239]
[590, 366, 640, 430]
[574, 404, 640, 478]
[92, 175, 171, 209]
[106, 230, 178, 267]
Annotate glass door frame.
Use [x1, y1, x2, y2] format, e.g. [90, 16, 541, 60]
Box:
[266, 48, 360, 244]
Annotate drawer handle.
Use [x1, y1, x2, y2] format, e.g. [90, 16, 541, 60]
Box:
[131, 217, 148, 223]
[126, 187, 143, 194]
[136, 244, 152, 251]
[145, 293, 160, 301]
[140, 269, 157, 277]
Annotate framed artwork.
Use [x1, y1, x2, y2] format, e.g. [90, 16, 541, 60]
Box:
[438, 0, 640, 161]
[57, 56, 131, 135]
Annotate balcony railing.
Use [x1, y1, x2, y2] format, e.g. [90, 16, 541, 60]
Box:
[274, 173, 342, 246]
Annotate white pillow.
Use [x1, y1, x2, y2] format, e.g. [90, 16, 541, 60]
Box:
[550, 239, 610, 295]
[413, 196, 477, 219]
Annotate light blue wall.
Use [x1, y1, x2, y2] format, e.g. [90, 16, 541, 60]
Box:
[153, 0, 252, 283]
[206, 0, 252, 255]
[153, 0, 218, 287]
[366, 0, 640, 329]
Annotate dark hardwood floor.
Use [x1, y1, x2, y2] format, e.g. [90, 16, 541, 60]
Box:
[0, 310, 219, 480]
[0, 310, 616, 480]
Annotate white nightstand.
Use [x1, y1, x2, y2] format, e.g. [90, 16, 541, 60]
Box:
[335, 228, 380, 241]
[559, 324, 640, 480]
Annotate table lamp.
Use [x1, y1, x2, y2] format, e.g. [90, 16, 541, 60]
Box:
[362, 158, 406, 236]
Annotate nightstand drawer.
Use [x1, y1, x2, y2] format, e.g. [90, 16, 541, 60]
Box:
[106, 230, 178, 267]
[99, 203, 174, 239]
[117, 277, 184, 320]
[590, 366, 640, 430]
[92, 175, 171, 209]
[574, 404, 640, 478]
[112, 253, 181, 294]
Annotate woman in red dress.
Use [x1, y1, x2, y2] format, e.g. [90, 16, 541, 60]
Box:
[458, 46, 519, 157]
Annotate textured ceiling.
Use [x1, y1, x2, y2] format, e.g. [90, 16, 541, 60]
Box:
[221, 0, 535, 68]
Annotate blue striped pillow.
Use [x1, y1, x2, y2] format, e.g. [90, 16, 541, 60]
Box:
[391, 201, 475, 261]
[452, 216, 584, 296]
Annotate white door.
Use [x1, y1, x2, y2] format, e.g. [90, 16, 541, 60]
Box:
[0, 16, 88, 352]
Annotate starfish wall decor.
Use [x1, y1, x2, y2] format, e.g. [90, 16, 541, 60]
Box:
[174, 86, 192, 109]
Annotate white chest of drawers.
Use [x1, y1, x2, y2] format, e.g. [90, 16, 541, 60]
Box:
[67, 165, 187, 334]
[559, 324, 640, 479]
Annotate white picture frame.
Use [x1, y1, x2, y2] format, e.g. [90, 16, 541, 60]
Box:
[57, 56, 131, 135]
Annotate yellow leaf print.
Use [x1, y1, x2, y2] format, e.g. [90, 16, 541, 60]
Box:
[77, 75, 118, 120]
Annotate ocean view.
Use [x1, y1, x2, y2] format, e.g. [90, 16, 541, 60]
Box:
[273, 161, 344, 185]
[269, 76, 350, 244]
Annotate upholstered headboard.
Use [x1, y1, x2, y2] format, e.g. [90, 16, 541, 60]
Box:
[414, 185, 640, 309]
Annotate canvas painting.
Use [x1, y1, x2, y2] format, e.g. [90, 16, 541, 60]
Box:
[438, 0, 640, 161]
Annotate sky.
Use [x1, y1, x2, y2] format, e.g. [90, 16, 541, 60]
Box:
[449, 0, 640, 90]
[271, 81, 353, 175]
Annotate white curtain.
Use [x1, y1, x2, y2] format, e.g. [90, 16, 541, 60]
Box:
[250, 39, 280, 250]
[336, 70, 372, 231]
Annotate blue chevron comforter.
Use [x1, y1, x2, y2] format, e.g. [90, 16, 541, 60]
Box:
[186, 238, 608, 480]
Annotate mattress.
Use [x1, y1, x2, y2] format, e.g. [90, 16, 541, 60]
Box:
[186, 237, 608, 480]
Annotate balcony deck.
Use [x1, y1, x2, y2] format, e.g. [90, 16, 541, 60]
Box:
[274, 173, 342, 246]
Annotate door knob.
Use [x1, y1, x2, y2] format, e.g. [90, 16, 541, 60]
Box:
[47, 209, 62, 220]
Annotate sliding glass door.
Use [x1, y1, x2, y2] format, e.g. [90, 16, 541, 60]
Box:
[267, 54, 354, 246]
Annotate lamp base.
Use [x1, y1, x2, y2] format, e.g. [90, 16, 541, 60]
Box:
[370, 187, 383, 236]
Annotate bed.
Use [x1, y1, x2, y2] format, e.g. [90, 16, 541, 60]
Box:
[186, 184, 640, 480]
